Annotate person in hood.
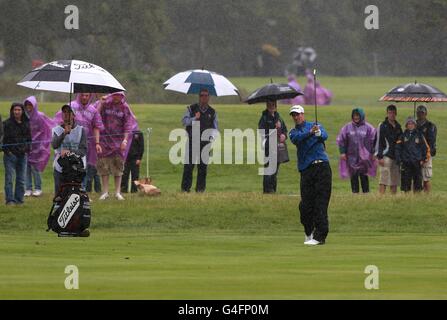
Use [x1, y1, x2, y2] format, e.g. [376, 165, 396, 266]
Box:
[55, 93, 104, 192]
[337, 108, 377, 194]
[258, 100, 288, 194]
[23, 96, 55, 197]
[396, 117, 429, 193]
[281, 75, 305, 106]
[2, 103, 31, 205]
[96, 92, 138, 201]
[375, 105, 403, 195]
[303, 71, 333, 106]
[52, 105, 87, 195]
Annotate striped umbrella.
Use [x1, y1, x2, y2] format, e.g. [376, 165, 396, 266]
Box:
[380, 81, 447, 116]
[163, 69, 239, 97]
[17, 60, 126, 94]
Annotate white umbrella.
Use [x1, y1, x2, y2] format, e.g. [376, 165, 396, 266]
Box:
[163, 69, 239, 97]
[17, 60, 126, 94]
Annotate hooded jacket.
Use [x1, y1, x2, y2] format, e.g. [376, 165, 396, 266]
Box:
[98, 92, 138, 160]
[336, 108, 377, 179]
[2, 103, 31, 156]
[303, 71, 333, 106]
[396, 129, 429, 165]
[24, 96, 55, 172]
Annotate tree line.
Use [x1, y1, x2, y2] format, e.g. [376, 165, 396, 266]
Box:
[0, 0, 446, 77]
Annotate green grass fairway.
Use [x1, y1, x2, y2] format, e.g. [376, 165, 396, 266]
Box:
[1, 76, 447, 299]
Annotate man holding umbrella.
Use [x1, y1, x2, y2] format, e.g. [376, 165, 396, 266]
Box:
[163, 69, 238, 193]
[416, 105, 437, 193]
[289, 105, 332, 246]
[181, 88, 218, 193]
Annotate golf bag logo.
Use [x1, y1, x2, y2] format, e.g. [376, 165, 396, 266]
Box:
[57, 194, 81, 228]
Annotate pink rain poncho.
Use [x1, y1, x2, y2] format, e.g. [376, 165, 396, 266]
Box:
[24, 96, 55, 172]
[281, 75, 305, 105]
[98, 92, 138, 160]
[336, 108, 378, 179]
[303, 71, 333, 106]
[54, 94, 104, 166]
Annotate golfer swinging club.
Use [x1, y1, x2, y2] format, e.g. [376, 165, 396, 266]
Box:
[289, 105, 332, 246]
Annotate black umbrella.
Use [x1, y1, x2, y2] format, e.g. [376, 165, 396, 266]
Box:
[380, 81, 447, 117]
[245, 83, 302, 105]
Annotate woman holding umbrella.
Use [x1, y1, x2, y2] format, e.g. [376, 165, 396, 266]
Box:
[246, 82, 301, 194]
[258, 100, 288, 194]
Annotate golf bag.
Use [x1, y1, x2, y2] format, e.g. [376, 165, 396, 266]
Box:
[47, 153, 91, 237]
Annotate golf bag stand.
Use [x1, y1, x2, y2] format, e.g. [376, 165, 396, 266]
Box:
[46, 153, 91, 237]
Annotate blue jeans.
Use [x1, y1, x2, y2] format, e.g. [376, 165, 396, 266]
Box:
[26, 163, 42, 191]
[4, 153, 27, 204]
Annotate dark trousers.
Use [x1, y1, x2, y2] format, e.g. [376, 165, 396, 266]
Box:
[401, 162, 423, 193]
[181, 141, 210, 193]
[85, 165, 101, 193]
[299, 162, 332, 243]
[263, 163, 280, 194]
[53, 170, 62, 195]
[351, 173, 369, 194]
[121, 159, 140, 193]
[182, 163, 208, 193]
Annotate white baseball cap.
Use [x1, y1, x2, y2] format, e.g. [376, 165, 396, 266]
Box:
[290, 105, 305, 115]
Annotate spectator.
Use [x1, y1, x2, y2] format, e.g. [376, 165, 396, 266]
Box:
[416, 105, 437, 193]
[55, 93, 104, 192]
[337, 108, 377, 194]
[396, 117, 429, 193]
[2, 103, 31, 205]
[375, 105, 403, 195]
[181, 88, 218, 193]
[121, 130, 144, 193]
[258, 100, 288, 194]
[23, 96, 54, 197]
[96, 92, 138, 201]
[0, 114, 3, 147]
[52, 105, 87, 194]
